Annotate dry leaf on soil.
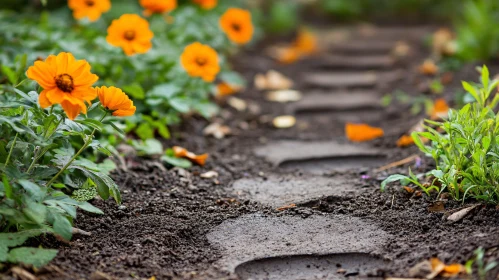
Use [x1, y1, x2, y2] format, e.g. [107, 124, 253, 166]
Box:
[173, 146, 208, 166]
[217, 82, 243, 97]
[273, 115, 296, 128]
[345, 123, 384, 142]
[276, 203, 297, 211]
[203, 123, 231, 139]
[227, 97, 247, 111]
[254, 70, 293, 90]
[447, 205, 479, 222]
[392, 41, 411, 58]
[200, 170, 219, 179]
[265, 90, 302, 103]
[419, 59, 439, 76]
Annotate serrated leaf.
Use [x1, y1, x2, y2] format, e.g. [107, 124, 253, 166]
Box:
[18, 180, 45, 202]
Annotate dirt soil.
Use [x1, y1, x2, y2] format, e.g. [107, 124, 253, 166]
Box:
[5, 24, 499, 280]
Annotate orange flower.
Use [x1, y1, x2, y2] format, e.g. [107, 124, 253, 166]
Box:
[419, 59, 439, 76]
[26, 52, 98, 120]
[220, 8, 254, 45]
[173, 146, 208, 166]
[345, 123, 384, 142]
[96, 86, 136, 117]
[68, 0, 111, 22]
[180, 42, 220, 82]
[430, 98, 449, 119]
[192, 0, 217, 9]
[217, 82, 242, 96]
[106, 14, 154, 56]
[397, 135, 414, 147]
[140, 0, 177, 16]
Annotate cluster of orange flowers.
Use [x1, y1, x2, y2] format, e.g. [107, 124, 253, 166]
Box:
[27, 52, 136, 120]
[68, 1, 253, 84]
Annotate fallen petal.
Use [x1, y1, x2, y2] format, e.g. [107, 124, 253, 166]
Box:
[273, 115, 296, 128]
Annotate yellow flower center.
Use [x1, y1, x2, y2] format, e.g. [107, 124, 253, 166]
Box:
[55, 74, 74, 93]
[231, 23, 241, 32]
[124, 30, 136, 41]
[195, 57, 207, 66]
[85, 0, 95, 7]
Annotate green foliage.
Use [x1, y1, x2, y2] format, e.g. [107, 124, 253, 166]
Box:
[455, 0, 499, 61]
[0, 230, 58, 267]
[265, 0, 299, 34]
[465, 247, 498, 280]
[382, 66, 499, 203]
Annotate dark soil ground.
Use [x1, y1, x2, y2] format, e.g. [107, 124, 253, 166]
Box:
[5, 24, 499, 280]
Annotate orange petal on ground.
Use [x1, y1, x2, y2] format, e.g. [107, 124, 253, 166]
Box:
[419, 59, 439, 76]
[397, 134, 414, 147]
[403, 186, 415, 193]
[345, 123, 384, 142]
[430, 98, 449, 120]
[293, 28, 318, 55]
[217, 82, 242, 96]
[173, 146, 209, 166]
[276, 47, 301, 64]
[442, 263, 464, 276]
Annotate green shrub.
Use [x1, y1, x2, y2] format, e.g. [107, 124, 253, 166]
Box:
[383, 66, 499, 203]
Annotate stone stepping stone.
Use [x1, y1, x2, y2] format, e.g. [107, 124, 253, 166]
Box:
[253, 141, 387, 174]
[332, 41, 396, 54]
[236, 253, 387, 280]
[232, 175, 357, 207]
[290, 91, 381, 114]
[313, 54, 395, 69]
[206, 214, 390, 272]
[303, 70, 403, 89]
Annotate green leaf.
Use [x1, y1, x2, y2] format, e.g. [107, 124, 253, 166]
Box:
[122, 83, 145, 100]
[133, 139, 163, 156]
[381, 174, 410, 191]
[1, 65, 17, 85]
[77, 201, 104, 215]
[481, 65, 489, 90]
[154, 121, 170, 139]
[18, 180, 45, 202]
[53, 214, 72, 241]
[161, 155, 192, 169]
[462, 81, 481, 105]
[108, 121, 126, 136]
[136, 122, 154, 140]
[76, 119, 103, 131]
[149, 84, 181, 99]
[2, 175, 13, 199]
[7, 247, 58, 268]
[169, 97, 190, 113]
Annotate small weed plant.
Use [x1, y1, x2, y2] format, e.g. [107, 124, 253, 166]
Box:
[383, 66, 499, 203]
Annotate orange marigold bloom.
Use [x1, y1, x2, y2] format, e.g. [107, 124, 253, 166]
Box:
[345, 123, 384, 142]
[106, 14, 154, 56]
[26, 52, 98, 120]
[96, 86, 136, 117]
[220, 8, 254, 45]
[192, 0, 217, 9]
[180, 42, 220, 82]
[140, 0, 177, 16]
[68, 0, 111, 22]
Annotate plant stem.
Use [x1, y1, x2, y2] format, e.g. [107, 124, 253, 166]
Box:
[45, 112, 107, 187]
[4, 133, 18, 167]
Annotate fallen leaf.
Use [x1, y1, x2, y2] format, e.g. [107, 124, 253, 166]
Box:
[419, 59, 439, 76]
[392, 41, 411, 58]
[345, 123, 384, 142]
[272, 115, 296, 128]
[428, 201, 445, 213]
[427, 258, 446, 279]
[203, 123, 231, 139]
[430, 98, 449, 120]
[447, 205, 479, 222]
[397, 135, 415, 147]
[200, 171, 218, 179]
[254, 70, 293, 90]
[11, 267, 37, 280]
[440, 72, 454, 85]
[227, 97, 247, 111]
[217, 82, 243, 97]
[276, 203, 297, 211]
[173, 146, 208, 166]
[265, 90, 302, 103]
[403, 186, 415, 193]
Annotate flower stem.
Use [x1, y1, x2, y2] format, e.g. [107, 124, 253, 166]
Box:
[4, 133, 18, 167]
[45, 112, 107, 188]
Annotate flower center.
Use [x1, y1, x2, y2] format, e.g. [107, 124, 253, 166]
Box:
[55, 74, 74, 93]
[196, 57, 207, 66]
[231, 23, 241, 32]
[85, 0, 95, 7]
[124, 30, 136, 41]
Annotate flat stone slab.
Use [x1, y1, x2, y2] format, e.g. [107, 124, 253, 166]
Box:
[254, 141, 387, 174]
[291, 91, 381, 114]
[231, 175, 357, 207]
[206, 214, 391, 272]
[315, 54, 395, 69]
[236, 253, 387, 280]
[332, 41, 396, 54]
[303, 71, 403, 88]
